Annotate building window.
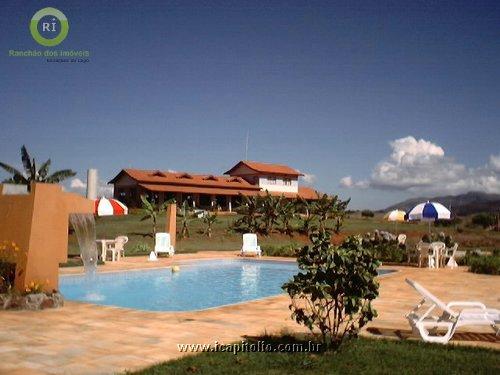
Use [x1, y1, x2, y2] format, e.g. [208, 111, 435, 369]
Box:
[268, 177, 276, 185]
[284, 178, 292, 186]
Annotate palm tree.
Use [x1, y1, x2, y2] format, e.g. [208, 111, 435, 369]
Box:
[140, 195, 174, 238]
[0, 145, 76, 191]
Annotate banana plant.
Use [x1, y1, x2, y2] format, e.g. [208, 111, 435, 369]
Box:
[260, 192, 280, 234]
[233, 194, 261, 233]
[140, 195, 174, 238]
[311, 193, 350, 234]
[0, 145, 76, 191]
[296, 197, 316, 235]
[203, 212, 218, 238]
[177, 200, 194, 238]
[278, 198, 296, 235]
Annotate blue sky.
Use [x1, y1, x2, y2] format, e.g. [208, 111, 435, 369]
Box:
[1, 0, 499, 209]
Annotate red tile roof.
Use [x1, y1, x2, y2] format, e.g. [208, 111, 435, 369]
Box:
[224, 161, 303, 176]
[109, 169, 260, 191]
[139, 184, 257, 196]
[109, 168, 319, 200]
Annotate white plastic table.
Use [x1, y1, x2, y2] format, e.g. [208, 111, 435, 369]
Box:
[95, 239, 119, 262]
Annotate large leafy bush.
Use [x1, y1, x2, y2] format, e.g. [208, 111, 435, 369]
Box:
[282, 232, 380, 348]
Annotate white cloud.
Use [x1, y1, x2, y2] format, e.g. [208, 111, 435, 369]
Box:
[70, 178, 86, 189]
[68, 177, 114, 197]
[340, 176, 368, 188]
[490, 154, 500, 173]
[300, 173, 316, 185]
[340, 136, 500, 195]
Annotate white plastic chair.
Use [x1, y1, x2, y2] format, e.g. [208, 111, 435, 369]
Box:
[416, 241, 430, 268]
[429, 242, 446, 268]
[405, 279, 499, 344]
[397, 234, 407, 246]
[241, 233, 261, 257]
[106, 236, 128, 262]
[155, 232, 175, 257]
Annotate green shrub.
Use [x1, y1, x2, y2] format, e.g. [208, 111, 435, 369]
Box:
[435, 217, 462, 227]
[361, 210, 374, 218]
[471, 213, 496, 228]
[131, 243, 151, 255]
[0, 261, 16, 293]
[262, 243, 299, 257]
[468, 255, 500, 275]
[283, 232, 379, 348]
[362, 232, 406, 263]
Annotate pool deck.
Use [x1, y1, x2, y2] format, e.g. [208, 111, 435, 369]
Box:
[0, 252, 498, 374]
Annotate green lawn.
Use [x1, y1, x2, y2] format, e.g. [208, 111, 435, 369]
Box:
[67, 211, 500, 257]
[128, 336, 499, 375]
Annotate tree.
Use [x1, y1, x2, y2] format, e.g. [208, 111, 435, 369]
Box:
[361, 210, 374, 218]
[282, 232, 380, 348]
[0, 145, 76, 191]
[140, 195, 173, 238]
[202, 212, 218, 238]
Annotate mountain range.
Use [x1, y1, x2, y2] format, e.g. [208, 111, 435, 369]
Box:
[383, 192, 500, 216]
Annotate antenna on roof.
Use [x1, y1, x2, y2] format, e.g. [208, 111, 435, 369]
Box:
[245, 130, 249, 161]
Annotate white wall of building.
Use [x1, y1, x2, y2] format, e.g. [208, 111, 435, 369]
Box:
[258, 176, 298, 193]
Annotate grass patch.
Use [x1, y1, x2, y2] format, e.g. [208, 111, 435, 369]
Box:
[128, 336, 499, 375]
[67, 212, 500, 258]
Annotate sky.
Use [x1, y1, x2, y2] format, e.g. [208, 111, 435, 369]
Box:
[0, 0, 499, 209]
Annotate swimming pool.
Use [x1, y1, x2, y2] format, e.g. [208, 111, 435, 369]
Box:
[60, 259, 394, 312]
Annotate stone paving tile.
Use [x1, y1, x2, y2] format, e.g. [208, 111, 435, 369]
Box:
[0, 253, 498, 375]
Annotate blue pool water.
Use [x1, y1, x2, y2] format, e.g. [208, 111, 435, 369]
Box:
[60, 259, 394, 312]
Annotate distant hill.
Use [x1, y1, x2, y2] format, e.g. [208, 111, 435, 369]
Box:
[383, 192, 500, 216]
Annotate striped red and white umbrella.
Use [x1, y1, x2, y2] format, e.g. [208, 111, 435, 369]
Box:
[94, 197, 128, 216]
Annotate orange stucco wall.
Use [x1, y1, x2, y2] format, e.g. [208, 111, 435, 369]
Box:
[0, 183, 93, 292]
[165, 203, 176, 248]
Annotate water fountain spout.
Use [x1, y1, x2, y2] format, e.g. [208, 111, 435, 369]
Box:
[69, 213, 98, 276]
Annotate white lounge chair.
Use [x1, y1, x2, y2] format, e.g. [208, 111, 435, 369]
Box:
[405, 278, 499, 344]
[241, 233, 261, 257]
[155, 232, 175, 257]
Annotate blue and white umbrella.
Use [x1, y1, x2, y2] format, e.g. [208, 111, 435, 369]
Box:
[407, 201, 451, 233]
[407, 201, 451, 221]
